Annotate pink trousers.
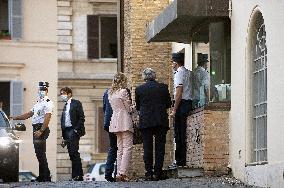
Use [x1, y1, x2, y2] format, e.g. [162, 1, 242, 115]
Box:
[116, 131, 133, 175]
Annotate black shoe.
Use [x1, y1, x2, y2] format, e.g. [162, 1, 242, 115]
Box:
[153, 173, 169, 181]
[33, 176, 43, 182]
[34, 176, 51, 182]
[70, 176, 83, 181]
[144, 174, 153, 181]
[105, 176, 116, 182]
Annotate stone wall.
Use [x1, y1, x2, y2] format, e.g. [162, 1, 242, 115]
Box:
[57, 0, 73, 61]
[57, 0, 117, 180]
[122, 0, 174, 178]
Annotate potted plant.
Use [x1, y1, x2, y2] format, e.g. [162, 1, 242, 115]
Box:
[0, 30, 11, 40]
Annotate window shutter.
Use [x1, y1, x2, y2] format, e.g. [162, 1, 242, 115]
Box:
[87, 15, 99, 59]
[10, 81, 23, 124]
[9, 0, 23, 39]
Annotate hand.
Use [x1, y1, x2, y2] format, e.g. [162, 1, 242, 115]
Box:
[170, 109, 176, 118]
[34, 130, 43, 138]
[61, 138, 67, 148]
[9, 116, 14, 121]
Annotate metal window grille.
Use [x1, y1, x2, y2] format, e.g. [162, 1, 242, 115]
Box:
[252, 17, 267, 163]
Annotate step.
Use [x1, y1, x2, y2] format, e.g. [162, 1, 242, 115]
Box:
[165, 167, 204, 179]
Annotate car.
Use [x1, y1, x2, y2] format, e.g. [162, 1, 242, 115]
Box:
[0, 110, 26, 182]
[84, 162, 109, 182]
[19, 170, 37, 182]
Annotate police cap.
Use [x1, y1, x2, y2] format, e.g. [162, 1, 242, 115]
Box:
[39, 81, 49, 91]
[172, 52, 185, 62]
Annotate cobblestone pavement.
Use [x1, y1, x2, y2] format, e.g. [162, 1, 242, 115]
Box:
[1, 176, 259, 188]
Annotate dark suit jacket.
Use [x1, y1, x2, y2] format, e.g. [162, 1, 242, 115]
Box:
[135, 80, 171, 129]
[61, 99, 85, 139]
[103, 89, 113, 131]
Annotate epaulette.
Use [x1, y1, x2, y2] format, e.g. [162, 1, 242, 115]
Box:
[46, 99, 50, 102]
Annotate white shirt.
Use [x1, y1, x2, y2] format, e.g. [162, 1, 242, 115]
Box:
[64, 97, 72, 127]
[192, 66, 210, 103]
[174, 66, 192, 100]
[31, 96, 53, 124]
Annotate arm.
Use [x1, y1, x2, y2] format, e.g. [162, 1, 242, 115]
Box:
[34, 113, 51, 138]
[171, 86, 183, 115]
[12, 111, 33, 120]
[75, 101, 85, 132]
[135, 89, 140, 111]
[165, 86, 172, 109]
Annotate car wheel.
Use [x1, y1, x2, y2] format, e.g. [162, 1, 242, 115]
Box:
[2, 145, 19, 182]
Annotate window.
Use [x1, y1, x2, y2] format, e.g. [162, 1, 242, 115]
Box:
[0, 0, 22, 39]
[251, 13, 267, 163]
[209, 21, 231, 103]
[87, 15, 117, 59]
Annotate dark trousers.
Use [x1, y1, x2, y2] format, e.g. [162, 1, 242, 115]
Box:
[174, 100, 192, 166]
[63, 128, 83, 178]
[141, 127, 168, 176]
[105, 132, 117, 178]
[32, 124, 50, 180]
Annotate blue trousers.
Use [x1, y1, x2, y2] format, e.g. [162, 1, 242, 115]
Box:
[105, 132, 117, 177]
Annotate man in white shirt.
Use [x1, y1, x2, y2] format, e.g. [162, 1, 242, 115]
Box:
[170, 52, 192, 167]
[11, 82, 53, 182]
[192, 53, 210, 108]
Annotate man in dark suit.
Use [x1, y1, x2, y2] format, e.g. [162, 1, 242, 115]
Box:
[60, 87, 85, 181]
[135, 68, 171, 181]
[103, 89, 117, 182]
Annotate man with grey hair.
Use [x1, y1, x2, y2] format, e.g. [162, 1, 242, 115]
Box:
[135, 68, 171, 181]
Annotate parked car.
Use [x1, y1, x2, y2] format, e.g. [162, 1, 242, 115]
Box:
[0, 110, 26, 182]
[19, 170, 37, 182]
[84, 162, 108, 182]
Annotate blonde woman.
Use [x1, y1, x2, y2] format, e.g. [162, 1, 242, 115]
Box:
[108, 72, 133, 182]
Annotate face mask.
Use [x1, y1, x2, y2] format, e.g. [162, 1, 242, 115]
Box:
[39, 90, 46, 99]
[61, 95, 68, 102]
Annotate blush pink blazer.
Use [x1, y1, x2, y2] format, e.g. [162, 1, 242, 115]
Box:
[108, 89, 133, 133]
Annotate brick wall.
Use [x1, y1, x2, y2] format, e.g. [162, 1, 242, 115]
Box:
[122, 0, 174, 178]
[186, 109, 230, 175]
[203, 110, 229, 175]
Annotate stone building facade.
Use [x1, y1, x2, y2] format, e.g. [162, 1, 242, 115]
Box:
[57, 0, 117, 180]
[0, 0, 58, 180]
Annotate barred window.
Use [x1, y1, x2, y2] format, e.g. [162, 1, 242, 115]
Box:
[251, 13, 267, 163]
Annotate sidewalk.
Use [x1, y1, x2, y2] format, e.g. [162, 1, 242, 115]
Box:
[2, 176, 258, 188]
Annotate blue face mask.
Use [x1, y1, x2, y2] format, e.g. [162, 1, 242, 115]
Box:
[39, 90, 46, 99]
[61, 95, 68, 102]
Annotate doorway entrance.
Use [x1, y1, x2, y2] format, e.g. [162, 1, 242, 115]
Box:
[0, 82, 10, 116]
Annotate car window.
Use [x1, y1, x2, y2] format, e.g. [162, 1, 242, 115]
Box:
[0, 111, 10, 128]
[99, 164, 106, 175]
[87, 164, 95, 173]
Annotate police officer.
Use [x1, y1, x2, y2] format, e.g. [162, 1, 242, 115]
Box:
[170, 53, 192, 167]
[10, 82, 53, 182]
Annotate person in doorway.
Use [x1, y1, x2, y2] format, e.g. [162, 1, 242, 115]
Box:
[192, 53, 210, 108]
[10, 82, 53, 182]
[103, 88, 117, 182]
[108, 72, 133, 182]
[59, 87, 85, 181]
[135, 68, 171, 181]
[170, 52, 192, 168]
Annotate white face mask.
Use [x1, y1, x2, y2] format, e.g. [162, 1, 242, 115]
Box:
[61, 94, 68, 102]
[39, 90, 46, 99]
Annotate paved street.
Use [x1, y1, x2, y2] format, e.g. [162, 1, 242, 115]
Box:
[1, 177, 258, 188]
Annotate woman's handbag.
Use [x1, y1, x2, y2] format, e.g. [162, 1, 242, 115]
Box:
[120, 99, 143, 145]
[131, 107, 143, 145]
